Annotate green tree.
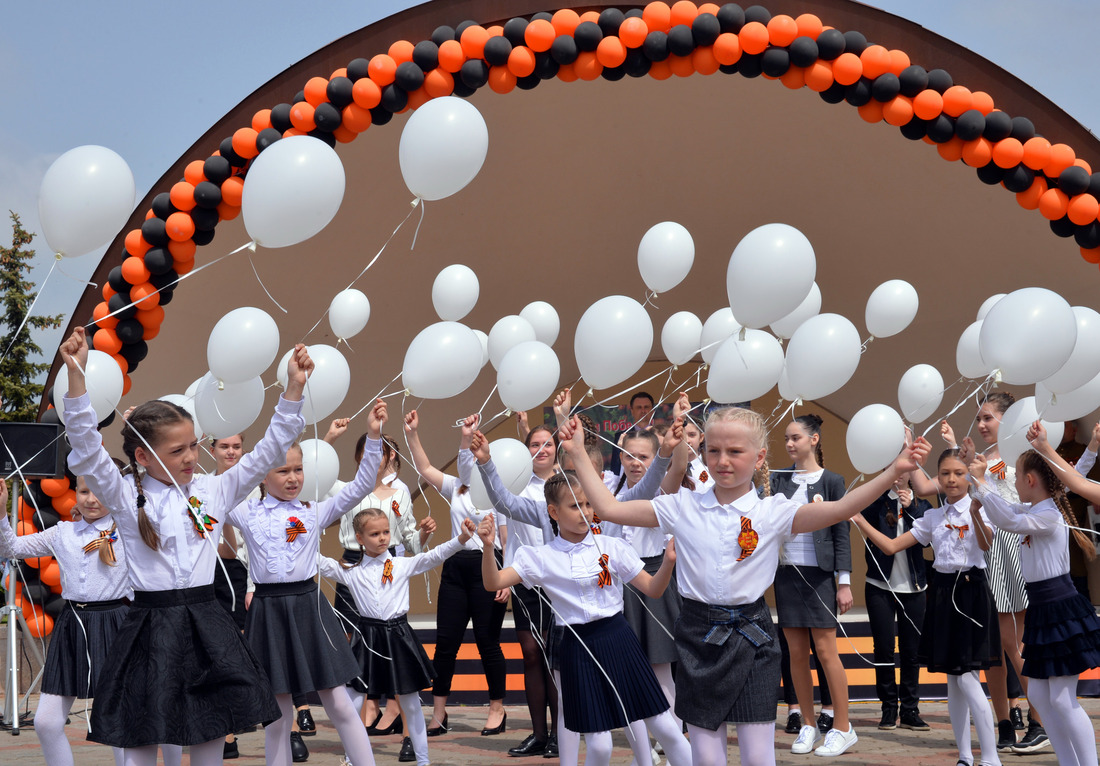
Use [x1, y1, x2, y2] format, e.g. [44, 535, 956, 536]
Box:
[0, 212, 63, 422]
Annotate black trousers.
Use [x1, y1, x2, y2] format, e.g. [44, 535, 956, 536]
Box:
[865, 583, 925, 713]
[431, 550, 507, 699]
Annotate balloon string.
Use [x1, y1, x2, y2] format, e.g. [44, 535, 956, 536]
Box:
[577, 363, 677, 413]
[860, 335, 875, 354]
[53, 258, 99, 290]
[919, 374, 996, 442]
[641, 290, 659, 309]
[766, 399, 799, 431]
[905, 374, 967, 438]
[410, 198, 425, 250]
[247, 251, 287, 314]
[347, 371, 404, 422]
[0, 256, 59, 366]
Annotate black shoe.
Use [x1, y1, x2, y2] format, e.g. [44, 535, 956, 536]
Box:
[542, 734, 558, 758]
[224, 739, 240, 759]
[296, 707, 316, 737]
[398, 736, 416, 763]
[816, 711, 833, 736]
[996, 719, 1017, 750]
[784, 711, 803, 734]
[366, 714, 403, 736]
[878, 706, 897, 730]
[1010, 705, 1025, 731]
[425, 713, 449, 737]
[290, 731, 309, 762]
[236, 724, 258, 734]
[1012, 718, 1051, 753]
[508, 734, 548, 756]
[898, 710, 929, 731]
[482, 712, 507, 736]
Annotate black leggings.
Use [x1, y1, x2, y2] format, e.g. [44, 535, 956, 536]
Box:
[431, 550, 507, 699]
[865, 583, 925, 712]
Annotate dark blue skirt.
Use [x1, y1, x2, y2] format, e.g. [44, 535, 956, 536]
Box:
[559, 613, 669, 733]
[1022, 574, 1100, 679]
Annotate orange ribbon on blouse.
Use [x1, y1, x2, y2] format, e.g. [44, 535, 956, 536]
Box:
[946, 523, 969, 539]
[381, 559, 394, 585]
[286, 517, 306, 543]
[736, 516, 759, 562]
[988, 460, 1008, 481]
[82, 525, 118, 564]
[391, 499, 401, 517]
[597, 554, 611, 588]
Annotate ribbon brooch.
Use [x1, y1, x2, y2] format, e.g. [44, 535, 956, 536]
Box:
[736, 516, 759, 562]
[381, 559, 394, 585]
[391, 499, 402, 517]
[945, 523, 970, 540]
[1022, 534, 1031, 548]
[699, 469, 709, 483]
[597, 554, 611, 588]
[988, 460, 1008, 481]
[83, 524, 119, 564]
[286, 517, 307, 543]
[590, 512, 602, 535]
[187, 496, 216, 537]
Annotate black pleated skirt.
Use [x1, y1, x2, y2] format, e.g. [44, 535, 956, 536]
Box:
[622, 553, 682, 664]
[348, 614, 435, 696]
[559, 613, 669, 733]
[245, 579, 360, 695]
[42, 599, 128, 699]
[88, 585, 281, 747]
[1021, 574, 1100, 679]
[918, 568, 1001, 675]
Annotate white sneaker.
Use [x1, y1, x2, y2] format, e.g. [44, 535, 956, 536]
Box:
[650, 745, 662, 765]
[814, 726, 858, 757]
[791, 724, 822, 754]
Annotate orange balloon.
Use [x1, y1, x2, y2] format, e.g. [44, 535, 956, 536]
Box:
[596, 37, 627, 68]
[698, 3, 720, 16]
[941, 85, 973, 117]
[1045, 143, 1077, 177]
[887, 49, 910, 76]
[575, 51, 603, 81]
[17, 498, 33, 522]
[804, 60, 834, 92]
[169, 182, 196, 212]
[92, 301, 118, 330]
[1038, 187, 1069, 220]
[438, 40, 466, 73]
[619, 17, 649, 48]
[125, 229, 151, 258]
[368, 54, 397, 86]
[669, 53, 695, 78]
[642, 2, 672, 33]
[487, 67, 516, 94]
[858, 100, 884, 124]
[1068, 194, 1100, 226]
[525, 19, 556, 51]
[25, 610, 53, 639]
[16, 520, 37, 537]
[165, 212, 195, 242]
[143, 322, 162, 341]
[551, 8, 581, 36]
[556, 63, 578, 83]
[693, 46, 720, 76]
[121, 373, 132, 398]
[739, 22, 769, 55]
[795, 13, 824, 39]
[779, 66, 805, 90]
[130, 282, 161, 308]
[183, 160, 206, 186]
[24, 556, 47, 569]
[1081, 246, 1100, 265]
[111, 353, 129, 376]
[460, 25, 490, 59]
[405, 88, 429, 111]
[388, 40, 415, 65]
[1016, 176, 1048, 210]
[649, 59, 673, 80]
[1021, 136, 1052, 171]
[52, 488, 72, 516]
[767, 15, 798, 47]
[144, 210, 155, 220]
[832, 52, 862, 86]
[713, 33, 742, 66]
[670, 1, 699, 28]
[94, 328, 123, 356]
[351, 80, 382, 111]
[39, 478, 69, 497]
[485, 25, 504, 38]
[578, 11, 600, 24]
[342, 103, 372, 133]
[991, 137, 1024, 169]
[961, 137, 992, 168]
[289, 102, 316, 133]
[137, 305, 165, 329]
[121, 256, 150, 286]
[970, 91, 994, 115]
[423, 69, 455, 98]
[252, 108, 273, 132]
[232, 128, 259, 159]
[168, 237, 198, 261]
[859, 45, 891, 79]
[102, 284, 116, 302]
[882, 95, 914, 127]
[1075, 158, 1093, 175]
[40, 561, 61, 588]
[912, 89, 943, 121]
[303, 77, 329, 106]
[936, 137, 965, 162]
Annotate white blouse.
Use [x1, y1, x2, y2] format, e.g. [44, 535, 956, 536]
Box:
[65, 391, 305, 592]
[973, 489, 1069, 583]
[0, 515, 131, 602]
[909, 496, 990, 573]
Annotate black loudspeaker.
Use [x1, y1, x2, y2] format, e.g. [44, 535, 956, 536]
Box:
[0, 422, 65, 479]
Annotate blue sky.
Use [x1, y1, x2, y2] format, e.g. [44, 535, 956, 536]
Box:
[1, 1, 1097, 359]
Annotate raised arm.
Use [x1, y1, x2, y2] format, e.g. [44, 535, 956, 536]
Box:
[471, 430, 554, 539]
[317, 400, 387, 526]
[403, 410, 447, 492]
[1028, 420, 1100, 504]
[323, 417, 350, 445]
[969, 452, 1057, 535]
[478, 514, 523, 591]
[317, 554, 349, 585]
[630, 538, 676, 598]
[561, 416, 658, 527]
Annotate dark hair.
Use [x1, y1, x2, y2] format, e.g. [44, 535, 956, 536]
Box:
[629, 392, 654, 408]
[792, 413, 825, 468]
[355, 433, 403, 475]
[525, 424, 559, 450]
[577, 413, 600, 446]
[980, 392, 1015, 415]
[1018, 450, 1095, 560]
[210, 433, 245, 449]
[121, 400, 194, 551]
[937, 448, 963, 468]
[621, 428, 659, 455]
[544, 470, 582, 507]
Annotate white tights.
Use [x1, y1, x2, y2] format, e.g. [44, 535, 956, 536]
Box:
[554, 670, 583, 766]
[123, 740, 211, 766]
[1027, 676, 1098, 766]
[687, 722, 774, 766]
[35, 693, 180, 766]
[350, 690, 429, 765]
[267, 688, 374, 766]
[947, 672, 1001, 766]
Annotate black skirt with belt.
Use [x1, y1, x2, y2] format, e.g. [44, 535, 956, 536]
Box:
[42, 599, 129, 699]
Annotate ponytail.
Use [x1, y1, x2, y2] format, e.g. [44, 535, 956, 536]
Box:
[793, 413, 825, 469]
[1019, 450, 1096, 560]
[130, 459, 160, 551]
[755, 459, 771, 497]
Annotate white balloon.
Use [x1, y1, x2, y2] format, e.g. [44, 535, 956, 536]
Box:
[727, 223, 816, 329]
[897, 364, 945, 424]
[846, 404, 907, 474]
[1036, 375, 1100, 421]
[473, 329, 490, 368]
[194, 373, 265, 439]
[778, 365, 797, 401]
[770, 282, 821, 339]
[977, 293, 1005, 321]
[498, 341, 560, 412]
[51, 350, 125, 424]
[520, 301, 560, 346]
[469, 438, 533, 510]
[574, 296, 653, 390]
[699, 308, 742, 364]
[399, 96, 488, 201]
[488, 315, 536, 370]
[38, 145, 135, 258]
[242, 136, 345, 248]
[431, 264, 479, 321]
[661, 311, 703, 365]
[328, 289, 371, 340]
[301, 345, 351, 425]
[207, 307, 281, 385]
[956, 320, 990, 379]
[159, 394, 204, 441]
[707, 330, 784, 403]
[785, 313, 861, 401]
[298, 438, 340, 502]
[185, 376, 204, 399]
[637, 221, 694, 293]
[979, 287, 1077, 385]
[402, 322, 484, 399]
[997, 396, 1063, 466]
[1041, 306, 1100, 394]
[865, 279, 919, 338]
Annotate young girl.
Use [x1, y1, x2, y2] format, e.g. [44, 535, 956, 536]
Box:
[989, 424, 1100, 766]
[59, 326, 310, 766]
[403, 409, 508, 737]
[223, 399, 387, 766]
[853, 449, 1002, 766]
[477, 474, 692, 766]
[319, 510, 477, 766]
[564, 408, 929, 766]
[683, 417, 714, 493]
[769, 414, 849, 753]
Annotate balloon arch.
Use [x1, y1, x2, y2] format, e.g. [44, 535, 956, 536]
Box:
[71, 1, 1100, 395]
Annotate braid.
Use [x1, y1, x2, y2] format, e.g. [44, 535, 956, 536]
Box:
[130, 459, 160, 551]
[793, 413, 826, 468]
[1020, 450, 1096, 560]
[121, 399, 193, 552]
[259, 483, 267, 501]
[754, 459, 771, 497]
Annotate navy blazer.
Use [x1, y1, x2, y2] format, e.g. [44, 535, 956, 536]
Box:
[859, 490, 930, 590]
[770, 468, 852, 573]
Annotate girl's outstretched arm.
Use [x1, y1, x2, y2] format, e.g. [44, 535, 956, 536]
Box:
[403, 410, 446, 493]
[560, 416, 659, 528]
[850, 513, 918, 556]
[1028, 421, 1100, 503]
[967, 498, 994, 552]
[630, 538, 676, 598]
[478, 515, 522, 591]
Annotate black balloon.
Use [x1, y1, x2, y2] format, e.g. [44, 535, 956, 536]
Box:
[44, 595, 65, 620]
[430, 26, 456, 45]
[624, 9, 644, 20]
[534, 52, 560, 79]
[108, 292, 137, 320]
[36, 510, 61, 530]
[483, 36, 513, 67]
[743, 4, 771, 24]
[141, 218, 169, 248]
[819, 81, 847, 104]
[394, 62, 425, 93]
[954, 109, 986, 141]
[219, 137, 246, 168]
[193, 181, 221, 209]
[844, 78, 872, 107]
[1050, 216, 1076, 238]
[116, 318, 143, 344]
[23, 582, 50, 604]
[1002, 164, 1036, 193]
[119, 340, 149, 366]
[601, 65, 626, 82]
[870, 73, 900, 103]
[381, 84, 409, 112]
[307, 129, 336, 148]
[1090, 172, 1100, 198]
[899, 117, 928, 141]
[842, 30, 868, 55]
[40, 407, 60, 427]
[667, 25, 695, 57]
[574, 21, 602, 52]
[761, 48, 790, 78]
[717, 3, 746, 33]
[898, 65, 928, 97]
[642, 31, 669, 62]
[256, 128, 281, 153]
[151, 192, 176, 221]
[598, 8, 625, 36]
[1075, 221, 1100, 249]
[719, 62, 740, 75]
[789, 36, 819, 68]
[624, 48, 651, 77]
[292, 90, 306, 104]
[692, 14, 721, 47]
[737, 53, 763, 78]
[1059, 165, 1091, 196]
[1009, 116, 1036, 142]
[503, 18, 529, 46]
[459, 60, 489, 89]
[455, 20, 478, 37]
[926, 114, 956, 143]
[982, 110, 1013, 142]
[326, 76, 354, 108]
[347, 57, 371, 81]
[270, 103, 294, 133]
[149, 269, 178, 291]
[517, 73, 541, 90]
[108, 266, 128, 293]
[815, 28, 844, 60]
[144, 248, 173, 275]
[413, 41, 440, 71]
[451, 80, 476, 98]
[976, 162, 1005, 185]
[551, 35, 580, 64]
[158, 287, 175, 306]
[192, 227, 216, 246]
[191, 206, 220, 232]
[926, 68, 952, 94]
[203, 155, 232, 185]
